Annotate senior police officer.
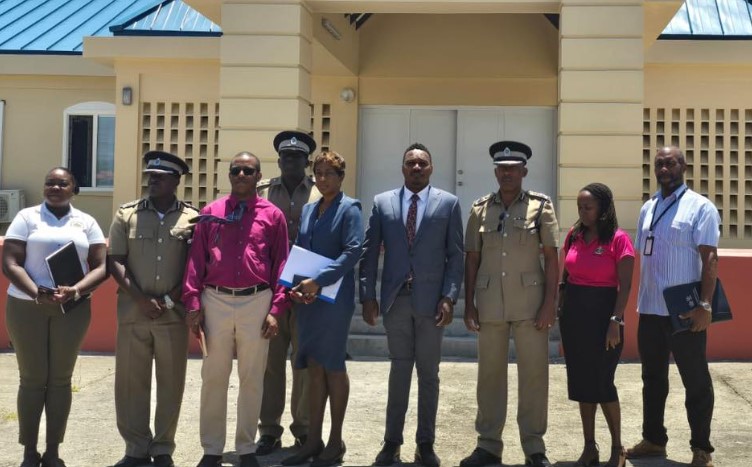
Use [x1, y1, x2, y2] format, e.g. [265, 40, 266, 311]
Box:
[256, 130, 321, 455]
[460, 141, 559, 467]
[108, 151, 198, 467]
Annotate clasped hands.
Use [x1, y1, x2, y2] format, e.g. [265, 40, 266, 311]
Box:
[36, 285, 79, 305]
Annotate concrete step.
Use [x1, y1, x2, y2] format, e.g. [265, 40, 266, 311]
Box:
[347, 333, 562, 360]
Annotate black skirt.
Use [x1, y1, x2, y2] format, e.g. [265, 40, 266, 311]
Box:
[560, 283, 623, 403]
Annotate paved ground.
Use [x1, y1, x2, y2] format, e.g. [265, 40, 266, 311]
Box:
[0, 353, 750, 467]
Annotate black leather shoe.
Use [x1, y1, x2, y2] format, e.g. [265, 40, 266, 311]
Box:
[20, 451, 41, 467]
[526, 453, 552, 467]
[255, 435, 281, 456]
[113, 456, 152, 467]
[459, 448, 501, 467]
[239, 453, 259, 467]
[294, 435, 308, 448]
[415, 442, 441, 467]
[152, 454, 175, 467]
[282, 441, 325, 466]
[310, 441, 346, 467]
[195, 454, 222, 467]
[40, 454, 66, 467]
[374, 440, 401, 466]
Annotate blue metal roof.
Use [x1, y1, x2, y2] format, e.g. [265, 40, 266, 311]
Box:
[662, 0, 752, 38]
[0, 0, 220, 55]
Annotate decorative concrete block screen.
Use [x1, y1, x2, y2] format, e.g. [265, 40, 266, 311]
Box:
[643, 108, 752, 242]
[310, 103, 331, 153]
[140, 101, 221, 208]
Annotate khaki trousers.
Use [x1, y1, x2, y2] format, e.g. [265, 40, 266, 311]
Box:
[259, 307, 309, 439]
[475, 319, 549, 458]
[199, 288, 272, 456]
[115, 293, 189, 458]
[5, 296, 90, 446]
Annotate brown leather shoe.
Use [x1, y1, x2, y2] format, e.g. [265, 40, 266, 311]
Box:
[626, 439, 667, 459]
[690, 448, 714, 467]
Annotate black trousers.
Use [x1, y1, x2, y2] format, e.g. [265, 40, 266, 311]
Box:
[637, 314, 714, 452]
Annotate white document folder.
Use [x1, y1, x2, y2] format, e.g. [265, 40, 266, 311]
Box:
[278, 245, 342, 304]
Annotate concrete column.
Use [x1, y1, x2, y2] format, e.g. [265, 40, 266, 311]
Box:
[558, 0, 645, 230]
[218, 0, 313, 192]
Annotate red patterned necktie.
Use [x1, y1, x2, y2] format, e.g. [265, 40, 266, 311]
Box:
[406, 193, 419, 247]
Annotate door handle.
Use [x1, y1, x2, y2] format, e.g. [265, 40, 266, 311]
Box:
[457, 181, 464, 186]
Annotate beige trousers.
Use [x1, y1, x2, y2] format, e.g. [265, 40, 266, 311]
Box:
[475, 319, 549, 458]
[199, 288, 272, 456]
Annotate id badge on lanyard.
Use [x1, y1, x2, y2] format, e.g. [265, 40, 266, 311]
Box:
[645, 188, 685, 256]
[644, 232, 655, 256]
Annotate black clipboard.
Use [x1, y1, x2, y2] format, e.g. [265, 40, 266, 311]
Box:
[45, 241, 86, 313]
[662, 278, 733, 334]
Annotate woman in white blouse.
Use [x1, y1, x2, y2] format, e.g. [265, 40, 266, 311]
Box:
[2, 167, 107, 467]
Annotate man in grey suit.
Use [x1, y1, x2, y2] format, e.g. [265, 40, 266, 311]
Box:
[360, 142, 464, 467]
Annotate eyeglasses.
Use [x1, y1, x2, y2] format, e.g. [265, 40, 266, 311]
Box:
[229, 166, 257, 176]
[497, 211, 509, 232]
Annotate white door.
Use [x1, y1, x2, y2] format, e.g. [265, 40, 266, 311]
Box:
[358, 106, 556, 224]
[357, 107, 456, 220]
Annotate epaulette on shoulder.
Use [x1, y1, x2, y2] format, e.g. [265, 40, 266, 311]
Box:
[472, 193, 494, 207]
[527, 191, 551, 202]
[118, 199, 142, 210]
[257, 179, 272, 189]
[181, 201, 200, 212]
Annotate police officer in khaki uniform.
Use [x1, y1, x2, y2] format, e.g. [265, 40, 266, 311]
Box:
[256, 131, 321, 455]
[460, 141, 559, 467]
[108, 151, 198, 467]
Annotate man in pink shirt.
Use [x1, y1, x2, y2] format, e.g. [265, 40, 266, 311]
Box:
[183, 152, 290, 467]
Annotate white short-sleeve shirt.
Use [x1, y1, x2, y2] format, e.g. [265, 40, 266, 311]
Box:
[4, 203, 106, 300]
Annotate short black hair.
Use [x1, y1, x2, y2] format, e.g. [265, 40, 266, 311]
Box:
[48, 166, 80, 195]
[403, 143, 432, 162]
[231, 151, 261, 171]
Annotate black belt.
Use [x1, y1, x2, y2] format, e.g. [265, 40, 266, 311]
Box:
[207, 284, 270, 296]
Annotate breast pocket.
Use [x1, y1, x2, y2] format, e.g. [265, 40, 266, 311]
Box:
[513, 219, 539, 246]
[128, 227, 155, 256]
[169, 225, 194, 244]
[668, 220, 692, 246]
[479, 225, 502, 249]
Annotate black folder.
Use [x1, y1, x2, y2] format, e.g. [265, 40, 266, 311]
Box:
[45, 241, 86, 313]
[662, 279, 733, 334]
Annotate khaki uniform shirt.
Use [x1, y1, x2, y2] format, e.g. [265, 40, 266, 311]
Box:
[465, 190, 559, 323]
[257, 176, 321, 246]
[109, 198, 199, 323]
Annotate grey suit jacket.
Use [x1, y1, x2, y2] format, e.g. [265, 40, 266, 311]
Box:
[359, 186, 464, 316]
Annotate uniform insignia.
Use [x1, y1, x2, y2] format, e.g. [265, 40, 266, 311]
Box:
[472, 193, 494, 207]
[154, 158, 161, 166]
[503, 147, 511, 156]
[526, 190, 551, 202]
[291, 136, 298, 145]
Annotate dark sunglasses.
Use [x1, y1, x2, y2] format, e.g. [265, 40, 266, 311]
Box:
[229, 166, 257, 176]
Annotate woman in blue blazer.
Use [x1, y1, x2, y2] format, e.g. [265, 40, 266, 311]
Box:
[282, 151, 363, 467]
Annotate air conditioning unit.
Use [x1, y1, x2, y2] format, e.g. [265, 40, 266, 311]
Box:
[0, 189, 25, 223]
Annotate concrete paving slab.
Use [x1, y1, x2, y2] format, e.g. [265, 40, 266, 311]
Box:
[0, 353, 749, 467]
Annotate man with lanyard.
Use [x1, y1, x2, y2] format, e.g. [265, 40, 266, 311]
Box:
[108, 151, 198, 467]
[628, 146, 720, 467]
[256, 131, 320, 455]
[461, 141, 559, 467]
[183, 152, 290, 467]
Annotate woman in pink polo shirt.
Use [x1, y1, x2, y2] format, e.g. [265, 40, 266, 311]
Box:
[559, 183, 635, 467]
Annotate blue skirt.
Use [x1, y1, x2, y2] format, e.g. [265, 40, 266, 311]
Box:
[294, 297, 354, 372]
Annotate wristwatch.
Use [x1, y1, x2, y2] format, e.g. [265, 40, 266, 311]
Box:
[699, 300, 712, 312]
[163, 294, 175, 310]
[610, 315, 625, 326]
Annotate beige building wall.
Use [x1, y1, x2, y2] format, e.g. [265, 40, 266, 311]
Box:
[558, 1, 645, 233]
[358, 14, 559, 105]
[0, 74, 115, 231]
